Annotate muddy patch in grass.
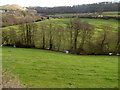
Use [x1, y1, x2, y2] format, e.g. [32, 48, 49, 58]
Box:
[2, 70, 25, 88]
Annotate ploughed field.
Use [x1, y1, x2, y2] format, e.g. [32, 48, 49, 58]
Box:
[2, 47, 118, 88]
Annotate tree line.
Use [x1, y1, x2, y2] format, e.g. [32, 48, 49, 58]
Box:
[1, 9, 45, 27]
[28, 2, 119, 15]
[2, 19, 119, 55]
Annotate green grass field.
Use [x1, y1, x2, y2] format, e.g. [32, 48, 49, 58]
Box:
[3, 18, 119, 32]
[2, 47, 118, 88]
[103, 11, 120, 14]
[48, 11, 120, 17]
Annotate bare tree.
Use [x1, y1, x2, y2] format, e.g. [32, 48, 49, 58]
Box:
[18, 22, 37, 47]
[40, 22, 47, 49]
[78, 22, 94, 52]
[66, 20, 74, 50]
[99, 24, 111, 53]
[48, 23, 53, 50]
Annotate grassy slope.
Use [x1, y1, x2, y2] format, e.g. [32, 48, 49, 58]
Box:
[2, 18, 119, 31]
[2, 47, 118, 88]
[0, 4, 27, 11]
[103, 11, 120, 14]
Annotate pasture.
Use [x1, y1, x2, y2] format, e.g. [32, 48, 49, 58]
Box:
[2, 18, 119, 31]
[2, 47, 118, 88]
[48, 11, 120, 17]
[2, 18, 119, 53]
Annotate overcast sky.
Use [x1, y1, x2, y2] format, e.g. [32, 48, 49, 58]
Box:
[0, 0, 119, 7]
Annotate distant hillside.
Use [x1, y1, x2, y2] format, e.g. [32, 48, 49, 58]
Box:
[28, 1, 119, 15]
[1, 5, 45, 27]
[0, 4, 27, 11]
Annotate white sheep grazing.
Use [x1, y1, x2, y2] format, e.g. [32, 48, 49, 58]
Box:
[13, 45, 16, 48]
[65, 51, 69, 54]
[109, 53, 112, 56]
[116, 53, 120, 56]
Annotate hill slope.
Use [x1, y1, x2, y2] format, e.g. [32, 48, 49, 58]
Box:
[0, 4, 27, 11]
